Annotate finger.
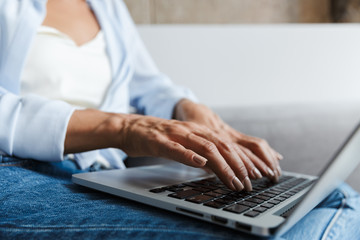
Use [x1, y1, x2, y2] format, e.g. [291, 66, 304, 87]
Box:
[262, 147, 280, 181]
[238, 136, 279, 179]
[271, 148, 284, 161]
[157, 138, 208, 168]
[234, 145, 262, 180]
[268, 147, 282, 177]
[181, 133, 244, 191]
[265, 146, 282, 177]
[239, 146, 277, 181]
[224, 128, 281, 180]
[189, 132, 252, 191]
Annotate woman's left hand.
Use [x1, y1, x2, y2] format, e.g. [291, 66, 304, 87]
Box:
[174, 99, 283, 181]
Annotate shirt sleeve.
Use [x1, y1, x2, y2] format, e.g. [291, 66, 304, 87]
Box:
[121, 2, 198, 120]
[0, 87, 75, 161]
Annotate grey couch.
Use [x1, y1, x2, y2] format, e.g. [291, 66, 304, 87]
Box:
[127, 103, 360, 192]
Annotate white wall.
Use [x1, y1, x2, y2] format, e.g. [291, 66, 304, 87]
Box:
[138, 24, 360, 108]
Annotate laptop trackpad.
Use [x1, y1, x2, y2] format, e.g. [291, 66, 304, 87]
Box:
[73, 162, 210, 190]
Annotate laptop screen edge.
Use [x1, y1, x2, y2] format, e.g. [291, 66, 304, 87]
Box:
[275, 121, 360, 236]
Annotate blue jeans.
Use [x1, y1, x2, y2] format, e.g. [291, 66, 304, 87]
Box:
[1, 156, 359, 240]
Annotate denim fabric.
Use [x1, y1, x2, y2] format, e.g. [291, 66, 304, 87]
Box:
[1, 156, 359, 240]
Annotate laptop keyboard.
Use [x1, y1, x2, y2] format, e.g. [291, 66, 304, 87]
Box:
[150, 175, 315, 218]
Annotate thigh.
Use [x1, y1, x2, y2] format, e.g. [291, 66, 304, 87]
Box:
[0, 159, 264, 240]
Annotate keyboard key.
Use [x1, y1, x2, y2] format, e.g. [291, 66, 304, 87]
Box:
[268, 200, 281, 205]
[214, 189, 231, 195]
[167, 187, 186, 192]
[202, 185, 219, 191]
[239, 201, 258, 208]
[246, 197, 265, 204]
[279, 176, 293, 182]
[193, 187, 211, 193]
[186, 194, 214, 204]
[228, 191, 246, 197]
[267, 190, 283, 195]
[205, 191, 223, 198]
[256, 194, 271, 201]
[224, 204, 250, 214]
[274, 197, 286, 202]
[254, 185, 267, 191]
[224, 195, 240, 200]
[261, 203, 275, 209]
[244, 211, 260, 218]
[169, 184, 186, 188]
[227, 192, 246, 201]
[261, 192, 277, 198]
[252, 187, 265, 191]
[168, 189, 200, 199]
[216, 196, 236, 205]
[183, 182, 204, 188]
[149, 187, 166, 193]
[253, 207, 268, 213]
[204, 200, 226, 209]
[281, 193, 292, 199]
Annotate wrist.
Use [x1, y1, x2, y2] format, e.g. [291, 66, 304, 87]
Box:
[101, 112, 128, 149]
[64, 109, 128, 154]
[173, 98, 197, 121]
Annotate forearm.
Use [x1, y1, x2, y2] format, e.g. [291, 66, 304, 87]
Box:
[64, 109, 126, 154]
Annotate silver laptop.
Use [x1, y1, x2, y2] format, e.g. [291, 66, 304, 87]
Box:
[72, 122, 360, 237]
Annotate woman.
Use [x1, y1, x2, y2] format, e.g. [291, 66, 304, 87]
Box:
[0, 0, 359, 239]
[1, 0, 281, 191]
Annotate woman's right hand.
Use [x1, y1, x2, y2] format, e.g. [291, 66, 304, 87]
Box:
[117, 114, 257, 191]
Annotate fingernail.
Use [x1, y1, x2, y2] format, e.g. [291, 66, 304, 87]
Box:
[252, 168, 262, 179]
[277, 165, 282, 176]
[232, 177, 244, 191]
[193, 156, 207, 166]
[267, 167, 275, 177]
[272, 167, 280, 182]
[278, 153, 284, 160]
[243, 176, 252, 192]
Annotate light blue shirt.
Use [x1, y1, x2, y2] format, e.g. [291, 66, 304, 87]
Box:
[0, 0, 196, 169]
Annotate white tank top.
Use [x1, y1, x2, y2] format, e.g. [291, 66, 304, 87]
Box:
[21, 26, 112, 109]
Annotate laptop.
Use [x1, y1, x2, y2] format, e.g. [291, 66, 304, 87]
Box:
[72, 122, 360, 237]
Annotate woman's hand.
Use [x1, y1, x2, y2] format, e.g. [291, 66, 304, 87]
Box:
[173, 99, 283, 182]
[118, 114, 254, 191]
